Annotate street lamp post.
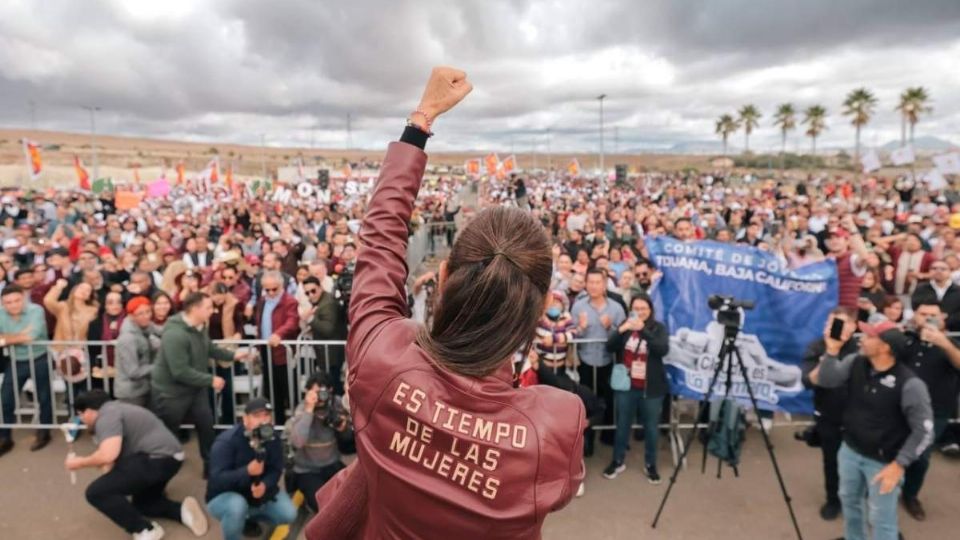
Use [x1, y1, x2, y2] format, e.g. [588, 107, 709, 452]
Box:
[83, 106, 101, 182]
[597, 94, 607, 175]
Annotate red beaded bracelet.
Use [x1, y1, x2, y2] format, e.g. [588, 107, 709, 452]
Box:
[410, 109, 433, 135]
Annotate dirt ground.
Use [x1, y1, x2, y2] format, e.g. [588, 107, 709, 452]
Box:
[0, 425, 957, 539]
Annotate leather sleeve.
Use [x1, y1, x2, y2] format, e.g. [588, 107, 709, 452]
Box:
[347, 142, 427, 391]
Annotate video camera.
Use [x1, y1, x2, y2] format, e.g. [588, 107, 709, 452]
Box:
[249, 423, 276, 459]
[708, 294, 755, 330]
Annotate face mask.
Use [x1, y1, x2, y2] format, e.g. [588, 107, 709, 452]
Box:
[546, 307, 562, 320]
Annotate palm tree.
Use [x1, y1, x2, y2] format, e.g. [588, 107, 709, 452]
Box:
[773, 103, 796, 170]
[803, 105, 827, 155]
[738, 105, 761, 153]
[895, 87, 932, 145]
[842, 88, 878, 168]
[715, 114, 739, 156]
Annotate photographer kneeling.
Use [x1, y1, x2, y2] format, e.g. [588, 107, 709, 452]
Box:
[284, 372, 351, 513]
[206, 398, 296, 540]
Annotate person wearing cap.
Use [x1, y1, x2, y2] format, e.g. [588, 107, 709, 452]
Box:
[897, 302, 960, 520]
[813, 320, 934, 540]
[825, 215, 871, 310]
[206, 397, 296, 540]
[68, 389, 208, 540]
[114, 297, 161, 408]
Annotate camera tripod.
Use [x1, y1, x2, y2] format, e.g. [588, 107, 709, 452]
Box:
[651, 324, 803, 540]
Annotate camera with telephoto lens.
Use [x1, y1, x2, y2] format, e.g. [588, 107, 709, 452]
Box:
[708, 295, 755, 329]
[249, 423, 276, 459]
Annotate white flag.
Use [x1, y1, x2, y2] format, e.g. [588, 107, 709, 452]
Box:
[933, 152, 960, 175]
[861, 150, 881, 173]
[890, 146, 915, 166]
[922, 169, 948, 191]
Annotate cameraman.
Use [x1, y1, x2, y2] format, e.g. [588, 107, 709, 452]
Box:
[284, 372, 351, 513]
[800, 307, 858, 521]
[206, 398, 296, 540]
[899, 302, 960, 521]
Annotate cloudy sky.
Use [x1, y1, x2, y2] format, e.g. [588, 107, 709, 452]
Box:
[1, 0, 959, 153]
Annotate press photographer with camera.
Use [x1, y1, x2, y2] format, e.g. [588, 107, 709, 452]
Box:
[800, 307, 859, 521]
[206, 398, 296, 540]
[898, 302, 960, 521]
[284, 372, 351, 513]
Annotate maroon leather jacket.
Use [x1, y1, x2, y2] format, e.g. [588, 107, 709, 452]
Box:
[306, 141, 585, 539]
[253, 292, 300, 365]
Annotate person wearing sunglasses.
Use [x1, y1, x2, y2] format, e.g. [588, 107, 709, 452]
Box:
[303, 277, 348, 394]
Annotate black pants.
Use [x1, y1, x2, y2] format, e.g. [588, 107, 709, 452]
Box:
[578, 363, 614, 449]
[153, 391, 215, 464]
[85, 454, 182, 534]
[260, 352, 290, 425]
[817, 417, 843, 504]
[287, 461, 346, 513]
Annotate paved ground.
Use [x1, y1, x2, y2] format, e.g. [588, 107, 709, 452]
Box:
[1, 426, 957, 539]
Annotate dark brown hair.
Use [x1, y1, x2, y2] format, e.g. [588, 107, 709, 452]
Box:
[417, 206, 552, 377]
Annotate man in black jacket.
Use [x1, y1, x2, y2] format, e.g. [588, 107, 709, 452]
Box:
[304, 277, 348, 393]
[899, 302, 960, 520]
[206, 398, 296, 540]
[801, 307, 859, 521]
[910, 260, 960, 331]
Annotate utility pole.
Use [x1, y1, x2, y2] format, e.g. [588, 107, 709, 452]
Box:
[346, 113, 353, 150]
[614, 126, 619, 155]
[83, 106, 101, 181]
[546, 129, 553, 170]
[260, 134, 267, 180]
[597, 94, 607, 174]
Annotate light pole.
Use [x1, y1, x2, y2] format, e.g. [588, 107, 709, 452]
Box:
[597, 94, 607, 175]
[83, 106, 101, 181]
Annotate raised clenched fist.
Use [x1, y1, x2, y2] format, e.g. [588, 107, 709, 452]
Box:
[413, 67, 473, 128]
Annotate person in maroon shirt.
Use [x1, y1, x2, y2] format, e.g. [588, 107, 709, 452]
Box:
[305, 67, 584, 540]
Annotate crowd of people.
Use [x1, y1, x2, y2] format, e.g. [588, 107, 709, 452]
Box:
[0, 140, 958, 538]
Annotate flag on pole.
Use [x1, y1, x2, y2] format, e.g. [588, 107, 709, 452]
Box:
[74, 155, 91, 191]
[484, 153, 500, 176]
[860, 151, 881, 173]
[176, 162, 185, 185]
[465, 158, 481, 177]
[890, 146, 915, 166]
[566, 158, 581, 176]
[225, 163, 234, 190]
[932, 152, 960, 175]
[92, 178, 113, 195]
[22, 139, 42, 180]
[501, 155, 517, 174]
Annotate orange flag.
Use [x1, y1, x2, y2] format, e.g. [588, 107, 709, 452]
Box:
[225, 163, 234, 189]
[74, 155, 91, 191]
[115, 190, 144, 210]
[22, 139, 42, 180]
[501, 155, 517, 174]
[207, 158, 220, 183]
[464, 158, 481, 177]
[484, 153, 500, 175]
[176, 162, 185, 185]
[566, 158, 580, 176]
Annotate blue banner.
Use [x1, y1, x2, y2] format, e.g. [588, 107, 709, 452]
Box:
[647, 237, 838, 414]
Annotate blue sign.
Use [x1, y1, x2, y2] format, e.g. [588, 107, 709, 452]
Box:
[647, 237, 838, 414]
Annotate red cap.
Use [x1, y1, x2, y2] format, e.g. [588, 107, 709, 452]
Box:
[827, 228, 850, 239]
[126, 296, 151, 315]
[99, 246, 114, 257]
[857, 320, 898, 337]
[244, 254, 261, 266]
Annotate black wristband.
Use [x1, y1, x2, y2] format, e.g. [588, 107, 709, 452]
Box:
[400, 125, 429, 150]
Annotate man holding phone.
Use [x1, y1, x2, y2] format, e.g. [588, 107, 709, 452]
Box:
[812, 320, 933, 540]
[800, 307, 859, 521]
[898, 303, 960, 520]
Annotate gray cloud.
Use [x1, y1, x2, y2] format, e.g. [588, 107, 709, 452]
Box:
[0, 0, 957, 154]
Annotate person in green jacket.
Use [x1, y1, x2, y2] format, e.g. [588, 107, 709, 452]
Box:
[151, 292, 249, 473]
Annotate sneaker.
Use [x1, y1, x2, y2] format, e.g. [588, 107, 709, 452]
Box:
[243, 519, 263, 537]
[180, 496, 208, 536]
[645, 465, 661, 484]
[902, 496, 926, 521]
[940, 442, 960, 457]
[602, 461, 626, 479]
[132, 522, 165, 540]
[575, 482, 585, 498]
[819, 500, 841, 521]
